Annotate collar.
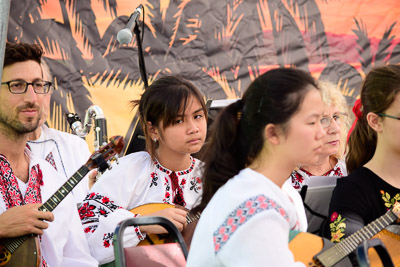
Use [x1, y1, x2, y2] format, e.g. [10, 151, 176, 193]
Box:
[153, 156, 196, 176]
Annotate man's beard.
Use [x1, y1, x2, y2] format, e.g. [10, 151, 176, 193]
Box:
[0, 104, 41, 134]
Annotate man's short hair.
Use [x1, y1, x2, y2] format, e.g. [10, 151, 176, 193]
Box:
[4, 42, 43, 68]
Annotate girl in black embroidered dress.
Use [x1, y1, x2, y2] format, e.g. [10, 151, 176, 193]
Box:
[322, 65, 400, 265]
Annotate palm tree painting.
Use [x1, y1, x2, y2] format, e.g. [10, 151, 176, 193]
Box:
[6, 0, 400, 152]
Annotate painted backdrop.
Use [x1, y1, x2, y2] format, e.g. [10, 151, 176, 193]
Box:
[7, 0, 400, 151]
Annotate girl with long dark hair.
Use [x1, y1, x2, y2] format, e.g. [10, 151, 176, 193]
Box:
[187, 68, 326, 266]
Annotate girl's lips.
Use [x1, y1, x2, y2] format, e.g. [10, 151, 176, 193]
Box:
[188, 138, 201, 144]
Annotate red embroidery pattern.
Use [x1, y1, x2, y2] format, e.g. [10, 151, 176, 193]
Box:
[154, 157, 195, 175]
[45, 152, 57, 171]
[24, 165, 43, 205]
[190, 176, 202, 193]
[290, 171, 305, 189]
[290, 164, 344, 189]
[41, 257, 48, 267]
[169, 171, 186, 206]
[103, 232, 113, 248]
[0, 154, 43, 208]
[213, 195, 289, 254]
[163, 177, 171, 203]
[78, 192, 145, 248]
[153, 157, 199, 205]
[150, 172, 158, 187]
[79, 192, 120, 223]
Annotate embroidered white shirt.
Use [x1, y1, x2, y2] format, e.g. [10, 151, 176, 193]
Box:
[79, 151, 203, 264]
[187, 168, 305, 267]
[27, 125, 92, 204]
[0, 151, 98, 266]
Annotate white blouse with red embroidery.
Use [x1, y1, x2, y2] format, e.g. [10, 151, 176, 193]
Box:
[187, 168, 305, 267]
[78, 151, 203, 265]
[290, 159, 347, 190]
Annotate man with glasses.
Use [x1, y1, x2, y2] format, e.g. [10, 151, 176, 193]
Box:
[0, 42, 97, 266]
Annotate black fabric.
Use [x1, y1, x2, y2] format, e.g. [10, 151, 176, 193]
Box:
[321, 167, 400, 265]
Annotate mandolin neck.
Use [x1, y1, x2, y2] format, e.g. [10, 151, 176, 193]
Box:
[39, 165, 89, 212]
[186, 211, 200, 224]
[316, 210, 398, 266]
[1, 165, 90, 254]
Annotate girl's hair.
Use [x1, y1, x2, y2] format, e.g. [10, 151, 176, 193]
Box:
[131, 75, 207, 159]
[193, 68, 319, 213]
[346, 65, 400, 173]
[318, 80, 350, 159]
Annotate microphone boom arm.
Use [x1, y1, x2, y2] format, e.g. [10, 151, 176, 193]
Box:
[66, 105, 108, 151]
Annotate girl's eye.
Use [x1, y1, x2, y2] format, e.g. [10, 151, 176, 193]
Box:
[194, 114, 203, 119]
[175, 119, 183, 124]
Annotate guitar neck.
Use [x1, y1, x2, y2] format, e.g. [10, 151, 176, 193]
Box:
[39, 165, 89, 212]
[186, 211, 201, 224]
[316, 210, 398, 266]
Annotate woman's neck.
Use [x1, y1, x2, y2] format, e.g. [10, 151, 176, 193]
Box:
[248, 149, 294, 188]
[155, 149, 192, 172]
[365, 144, 400, 188]
[301, 156, 337, 176]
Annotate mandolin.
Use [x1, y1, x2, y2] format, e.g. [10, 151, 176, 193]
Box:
[289, 202, 400, 267]
[0, 136, 124, 267]
[130, 203, 200, 250]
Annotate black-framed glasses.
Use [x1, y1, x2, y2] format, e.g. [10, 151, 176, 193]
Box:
[377, 113, 400, 120]
[1, 80, 53, 94]
[320, 112, 348, 128]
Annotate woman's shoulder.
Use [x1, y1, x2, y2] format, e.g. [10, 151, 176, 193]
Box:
[97, 151, 153, 180]
[340, 167, 378, 183]
[118, 151, 153, 166]
[334, 167, 380, 197]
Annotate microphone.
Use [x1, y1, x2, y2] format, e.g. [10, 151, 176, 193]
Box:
[117, 5, 143, 45]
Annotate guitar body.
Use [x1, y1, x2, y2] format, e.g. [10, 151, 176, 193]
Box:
[289, 231, 352, 267]
[369, 229, 400, 267]
[129, 203, 198, 248]
[0, 235, 40, 267]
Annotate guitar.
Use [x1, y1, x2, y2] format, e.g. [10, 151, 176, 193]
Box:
[0, 136, 124, 267]
[129, 203, 200, 249]
[289, 202, 400, 267]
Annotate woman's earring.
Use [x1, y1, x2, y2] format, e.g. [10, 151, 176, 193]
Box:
[153, 137, 157, 143]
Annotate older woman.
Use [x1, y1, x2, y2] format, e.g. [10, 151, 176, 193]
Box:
[290, 81, 350, 189]
[285, 81, 351, 233]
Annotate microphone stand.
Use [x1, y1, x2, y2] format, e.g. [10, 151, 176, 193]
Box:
[134, 21, 148, 87]
[122, 17, 148, 156]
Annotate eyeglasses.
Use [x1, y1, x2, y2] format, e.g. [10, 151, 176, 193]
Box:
[377, 113, 400, 120]
[320, 112, 348, 128]
[1, 80, 53, 94]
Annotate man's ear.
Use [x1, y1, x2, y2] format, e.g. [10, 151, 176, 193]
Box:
[366, 112, 382, 132]
[147, 121, 159, 140]
[264, 124, 280, 145]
